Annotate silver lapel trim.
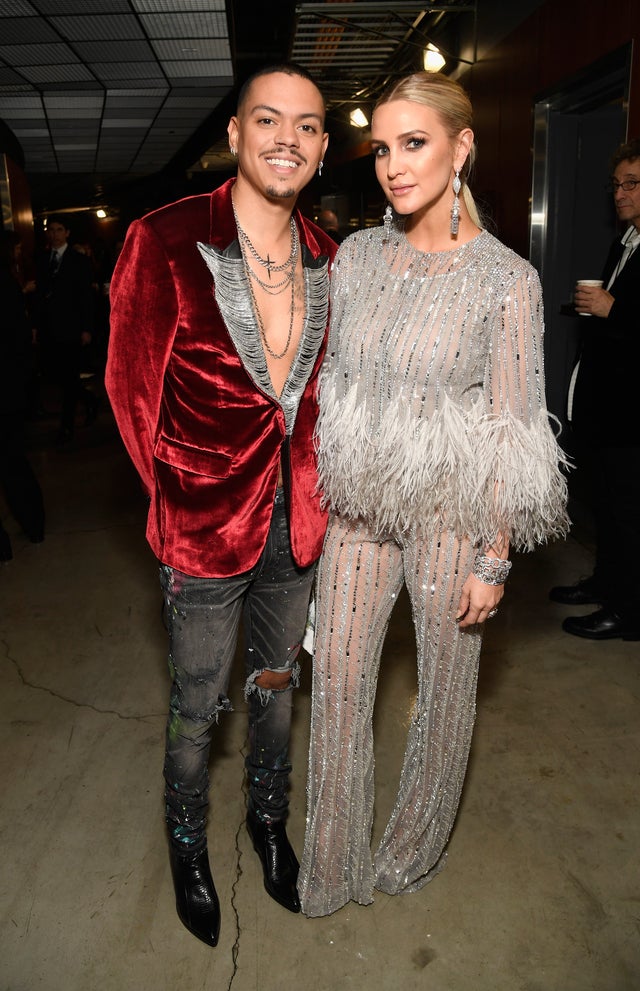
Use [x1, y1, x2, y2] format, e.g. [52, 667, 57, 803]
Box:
[197, 240, 329, 435]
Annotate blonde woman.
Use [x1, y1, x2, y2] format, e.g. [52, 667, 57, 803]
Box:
[298, 72, 569, 918]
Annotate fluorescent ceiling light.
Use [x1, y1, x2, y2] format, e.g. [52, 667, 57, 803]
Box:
[350, 107, 368, 128]
[423, 44, 445, 72]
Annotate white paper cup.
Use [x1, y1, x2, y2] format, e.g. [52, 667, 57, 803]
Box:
[576, 279, 603, 315]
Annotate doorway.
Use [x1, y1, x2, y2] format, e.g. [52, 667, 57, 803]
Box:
[529, 44, 631, 448]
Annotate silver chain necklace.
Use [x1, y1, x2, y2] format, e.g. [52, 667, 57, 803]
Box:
[232, 197, 298, 359]
[244, 263, 296, 360]
[233, 202, 299, 294]
[243, 256, 295, 295]
[237, 216, 298, 273]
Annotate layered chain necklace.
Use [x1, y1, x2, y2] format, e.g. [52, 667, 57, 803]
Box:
[232, 199, 299, 359]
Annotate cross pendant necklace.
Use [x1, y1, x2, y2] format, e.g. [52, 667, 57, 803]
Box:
[266, 254, 272, 279]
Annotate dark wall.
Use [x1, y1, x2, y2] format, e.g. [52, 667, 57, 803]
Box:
[1, 154, 35, 269]
[460, 0, 640, 256]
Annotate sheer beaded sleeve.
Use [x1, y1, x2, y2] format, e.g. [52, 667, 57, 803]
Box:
[474, 266, 570, 550]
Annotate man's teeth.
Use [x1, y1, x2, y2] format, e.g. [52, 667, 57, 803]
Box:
[267, 158, 298, 168]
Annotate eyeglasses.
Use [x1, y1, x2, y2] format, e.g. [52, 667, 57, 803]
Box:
[607, 178, 640, 192]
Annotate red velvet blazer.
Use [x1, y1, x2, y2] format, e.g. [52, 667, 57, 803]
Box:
[106, 178, 337, 577]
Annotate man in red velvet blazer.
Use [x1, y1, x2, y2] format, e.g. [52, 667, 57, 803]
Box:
[106, 63, 337, 947]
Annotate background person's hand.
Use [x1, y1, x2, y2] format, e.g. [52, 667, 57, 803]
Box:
[574, 284, 614, 318]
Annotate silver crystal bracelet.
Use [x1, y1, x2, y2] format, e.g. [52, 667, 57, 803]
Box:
[473, 553, 512, 585]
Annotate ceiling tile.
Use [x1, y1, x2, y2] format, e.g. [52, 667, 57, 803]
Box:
[3, 0, 38, 13]
[105, 87, 168, 98]
[0, 16, 60, 43]
[0, 93, 43, 110]
[12, 127, 50, 137]
[160, 59, 232, 80]
[151, 38, 230, 61]
[162, 93, 219, 107]
[19, 62, 95, 83]
[103, 98, 163, 113]
[73, 40, 156, 62]
[138, 11, 227, 38]
[34, 0, 132, 11]
[0, 43, 76, 66]
[101, 118, 153, 128]
[90, 62, 165, 81]
[133, 0, 225, 11]
[50, 14, 145, 41]
[44, 92, 104, 108]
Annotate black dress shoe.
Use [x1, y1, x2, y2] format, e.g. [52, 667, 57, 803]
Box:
[562, 608, 640, 641]
[246, 810, 301, 913]
[169, 846, 220, 946]
[550, 576, 602, 606]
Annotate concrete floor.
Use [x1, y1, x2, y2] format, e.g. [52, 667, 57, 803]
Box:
[1, 400, 638, 991]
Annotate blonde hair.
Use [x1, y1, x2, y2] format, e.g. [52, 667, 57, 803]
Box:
[374, 72, 481, 227]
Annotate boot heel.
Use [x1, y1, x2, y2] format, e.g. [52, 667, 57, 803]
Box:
[246, 810, 301, 913]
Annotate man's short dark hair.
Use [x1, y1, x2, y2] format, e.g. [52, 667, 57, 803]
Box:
[236, 61, 324, 115]
[611, 138, 640, 170]
[46, 214, 70, 231]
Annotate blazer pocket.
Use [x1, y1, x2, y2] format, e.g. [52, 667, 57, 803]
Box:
[154, 435, 233, 478]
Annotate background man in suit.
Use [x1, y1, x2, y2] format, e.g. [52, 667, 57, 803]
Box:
[35, 216, 94, 441]
[106, 63, 337, 947]
[550, 138, 640, 641]
[316, 207, 344, 243]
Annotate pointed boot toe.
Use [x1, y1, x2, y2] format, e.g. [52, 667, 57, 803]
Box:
[169, 847, 220, 947]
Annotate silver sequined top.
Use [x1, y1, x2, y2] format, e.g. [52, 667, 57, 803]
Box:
[316, 222, 569, 550]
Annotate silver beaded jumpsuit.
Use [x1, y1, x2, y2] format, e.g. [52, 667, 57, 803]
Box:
[297, 221, 569, 917]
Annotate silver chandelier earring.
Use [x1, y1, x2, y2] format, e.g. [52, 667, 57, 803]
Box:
[450, 169, 461, 236]
[318, 160, 324, 176]
[229, 146, 237, 156]
[383, 203, 393, 233]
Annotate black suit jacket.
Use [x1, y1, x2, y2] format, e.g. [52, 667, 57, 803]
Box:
[35, 246, 94, 347]
[571, 231, 640, 447]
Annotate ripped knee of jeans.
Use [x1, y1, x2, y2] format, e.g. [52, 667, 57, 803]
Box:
[244, 660, 301, 706]
[211, 694, 234, 722]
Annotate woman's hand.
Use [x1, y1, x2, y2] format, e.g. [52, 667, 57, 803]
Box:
[456, 572, 504, 628]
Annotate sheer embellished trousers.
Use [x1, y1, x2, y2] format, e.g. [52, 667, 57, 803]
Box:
[298, 513, 482, 917]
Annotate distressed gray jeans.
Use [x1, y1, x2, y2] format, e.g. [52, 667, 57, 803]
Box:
[159, 489, 316, 854]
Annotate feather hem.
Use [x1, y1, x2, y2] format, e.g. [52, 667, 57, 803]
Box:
[316, 388, 570, 551]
